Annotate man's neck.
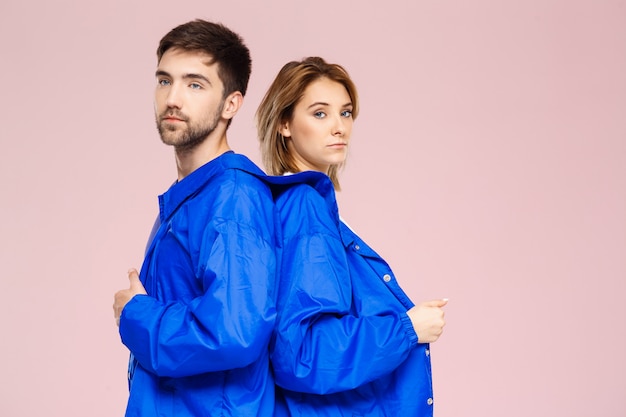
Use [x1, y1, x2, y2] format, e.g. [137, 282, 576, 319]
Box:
[175, 134, 231, 181]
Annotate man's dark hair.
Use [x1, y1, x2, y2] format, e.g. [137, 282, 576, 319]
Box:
[157, 19, 252, 98]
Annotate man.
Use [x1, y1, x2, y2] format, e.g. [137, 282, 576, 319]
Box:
[113, 20, 278, 416]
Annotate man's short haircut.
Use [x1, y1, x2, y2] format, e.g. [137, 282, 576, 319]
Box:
[157, 19, 252, 99]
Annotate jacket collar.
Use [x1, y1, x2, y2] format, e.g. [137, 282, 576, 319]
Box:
[158, 151, 265, 223]
[264, 171, 336, 207]
[268, 171, 358, 250]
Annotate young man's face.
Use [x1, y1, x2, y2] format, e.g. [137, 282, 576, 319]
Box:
[154, 48, 226, 150]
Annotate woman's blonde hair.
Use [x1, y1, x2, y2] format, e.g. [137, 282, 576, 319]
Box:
[256, 57, 359, 190]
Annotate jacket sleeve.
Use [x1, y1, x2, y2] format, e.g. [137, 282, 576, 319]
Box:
[270, 188, 417, 394]
[120, 180, 277, 378]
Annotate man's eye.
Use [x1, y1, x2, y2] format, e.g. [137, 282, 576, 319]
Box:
[190, 83, 202, 90]
[158, 79, 171, 86]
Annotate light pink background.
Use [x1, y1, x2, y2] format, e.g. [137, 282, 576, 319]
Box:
[1, 1, 624, 416]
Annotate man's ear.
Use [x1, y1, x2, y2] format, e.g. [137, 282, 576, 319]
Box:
[221, 91, 244, 120]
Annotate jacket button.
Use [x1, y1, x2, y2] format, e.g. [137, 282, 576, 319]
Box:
[425, 349, 430, 356]
[354, 244, 360, 250]
[427, 398, 434, 406]
[383, 274, 391, 282]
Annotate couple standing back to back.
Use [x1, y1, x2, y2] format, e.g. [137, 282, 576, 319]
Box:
[112, 19, 447, 417]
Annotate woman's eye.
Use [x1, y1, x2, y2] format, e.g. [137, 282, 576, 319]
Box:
[341, 110, 353, 118]
[314, 111, 326, 119]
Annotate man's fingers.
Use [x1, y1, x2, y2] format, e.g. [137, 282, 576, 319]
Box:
[112, 269, 145, 327]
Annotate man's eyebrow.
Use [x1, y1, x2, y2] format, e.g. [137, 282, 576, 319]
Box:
[182, 73, 212, 85]
[155, 70, 212, 85]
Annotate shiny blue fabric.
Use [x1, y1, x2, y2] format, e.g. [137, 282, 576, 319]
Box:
[119, 152, 278, 416]
[269, 171, 434, 417]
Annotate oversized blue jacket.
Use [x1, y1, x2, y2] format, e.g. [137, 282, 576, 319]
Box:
[119, 152, 278, 416]
[269, 172, 434, 417]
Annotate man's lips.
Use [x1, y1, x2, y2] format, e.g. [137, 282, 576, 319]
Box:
[161, 111, 187, 120]
[163, 116, 184, 122]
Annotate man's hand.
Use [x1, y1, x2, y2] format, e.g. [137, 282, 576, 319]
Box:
[407, 299, 448, 344]
[113, 268, 147, 327]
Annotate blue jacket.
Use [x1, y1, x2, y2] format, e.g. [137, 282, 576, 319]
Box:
[269, 172, 434, 417]
[119, 152, 278, 416]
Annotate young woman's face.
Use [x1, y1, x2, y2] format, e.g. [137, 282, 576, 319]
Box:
[281, 78, 354, 174]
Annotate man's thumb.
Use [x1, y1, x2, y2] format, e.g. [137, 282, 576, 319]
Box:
[128, 268, 140, 284]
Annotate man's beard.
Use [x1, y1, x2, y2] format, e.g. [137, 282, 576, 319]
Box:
[156, 103, 224, 151]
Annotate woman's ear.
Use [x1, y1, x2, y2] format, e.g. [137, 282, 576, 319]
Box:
[221, 91, 244, 120]
[279, 120, 291, 138]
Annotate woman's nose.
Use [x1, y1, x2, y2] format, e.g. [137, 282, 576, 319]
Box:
[333, 117, 346, 136]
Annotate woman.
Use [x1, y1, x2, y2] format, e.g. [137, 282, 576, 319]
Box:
[256, 57, 447, 416]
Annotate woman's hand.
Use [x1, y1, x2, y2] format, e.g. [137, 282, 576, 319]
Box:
[407, 299, 448, 343]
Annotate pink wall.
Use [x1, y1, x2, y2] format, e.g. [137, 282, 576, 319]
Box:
[1, 1, 624, 416]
